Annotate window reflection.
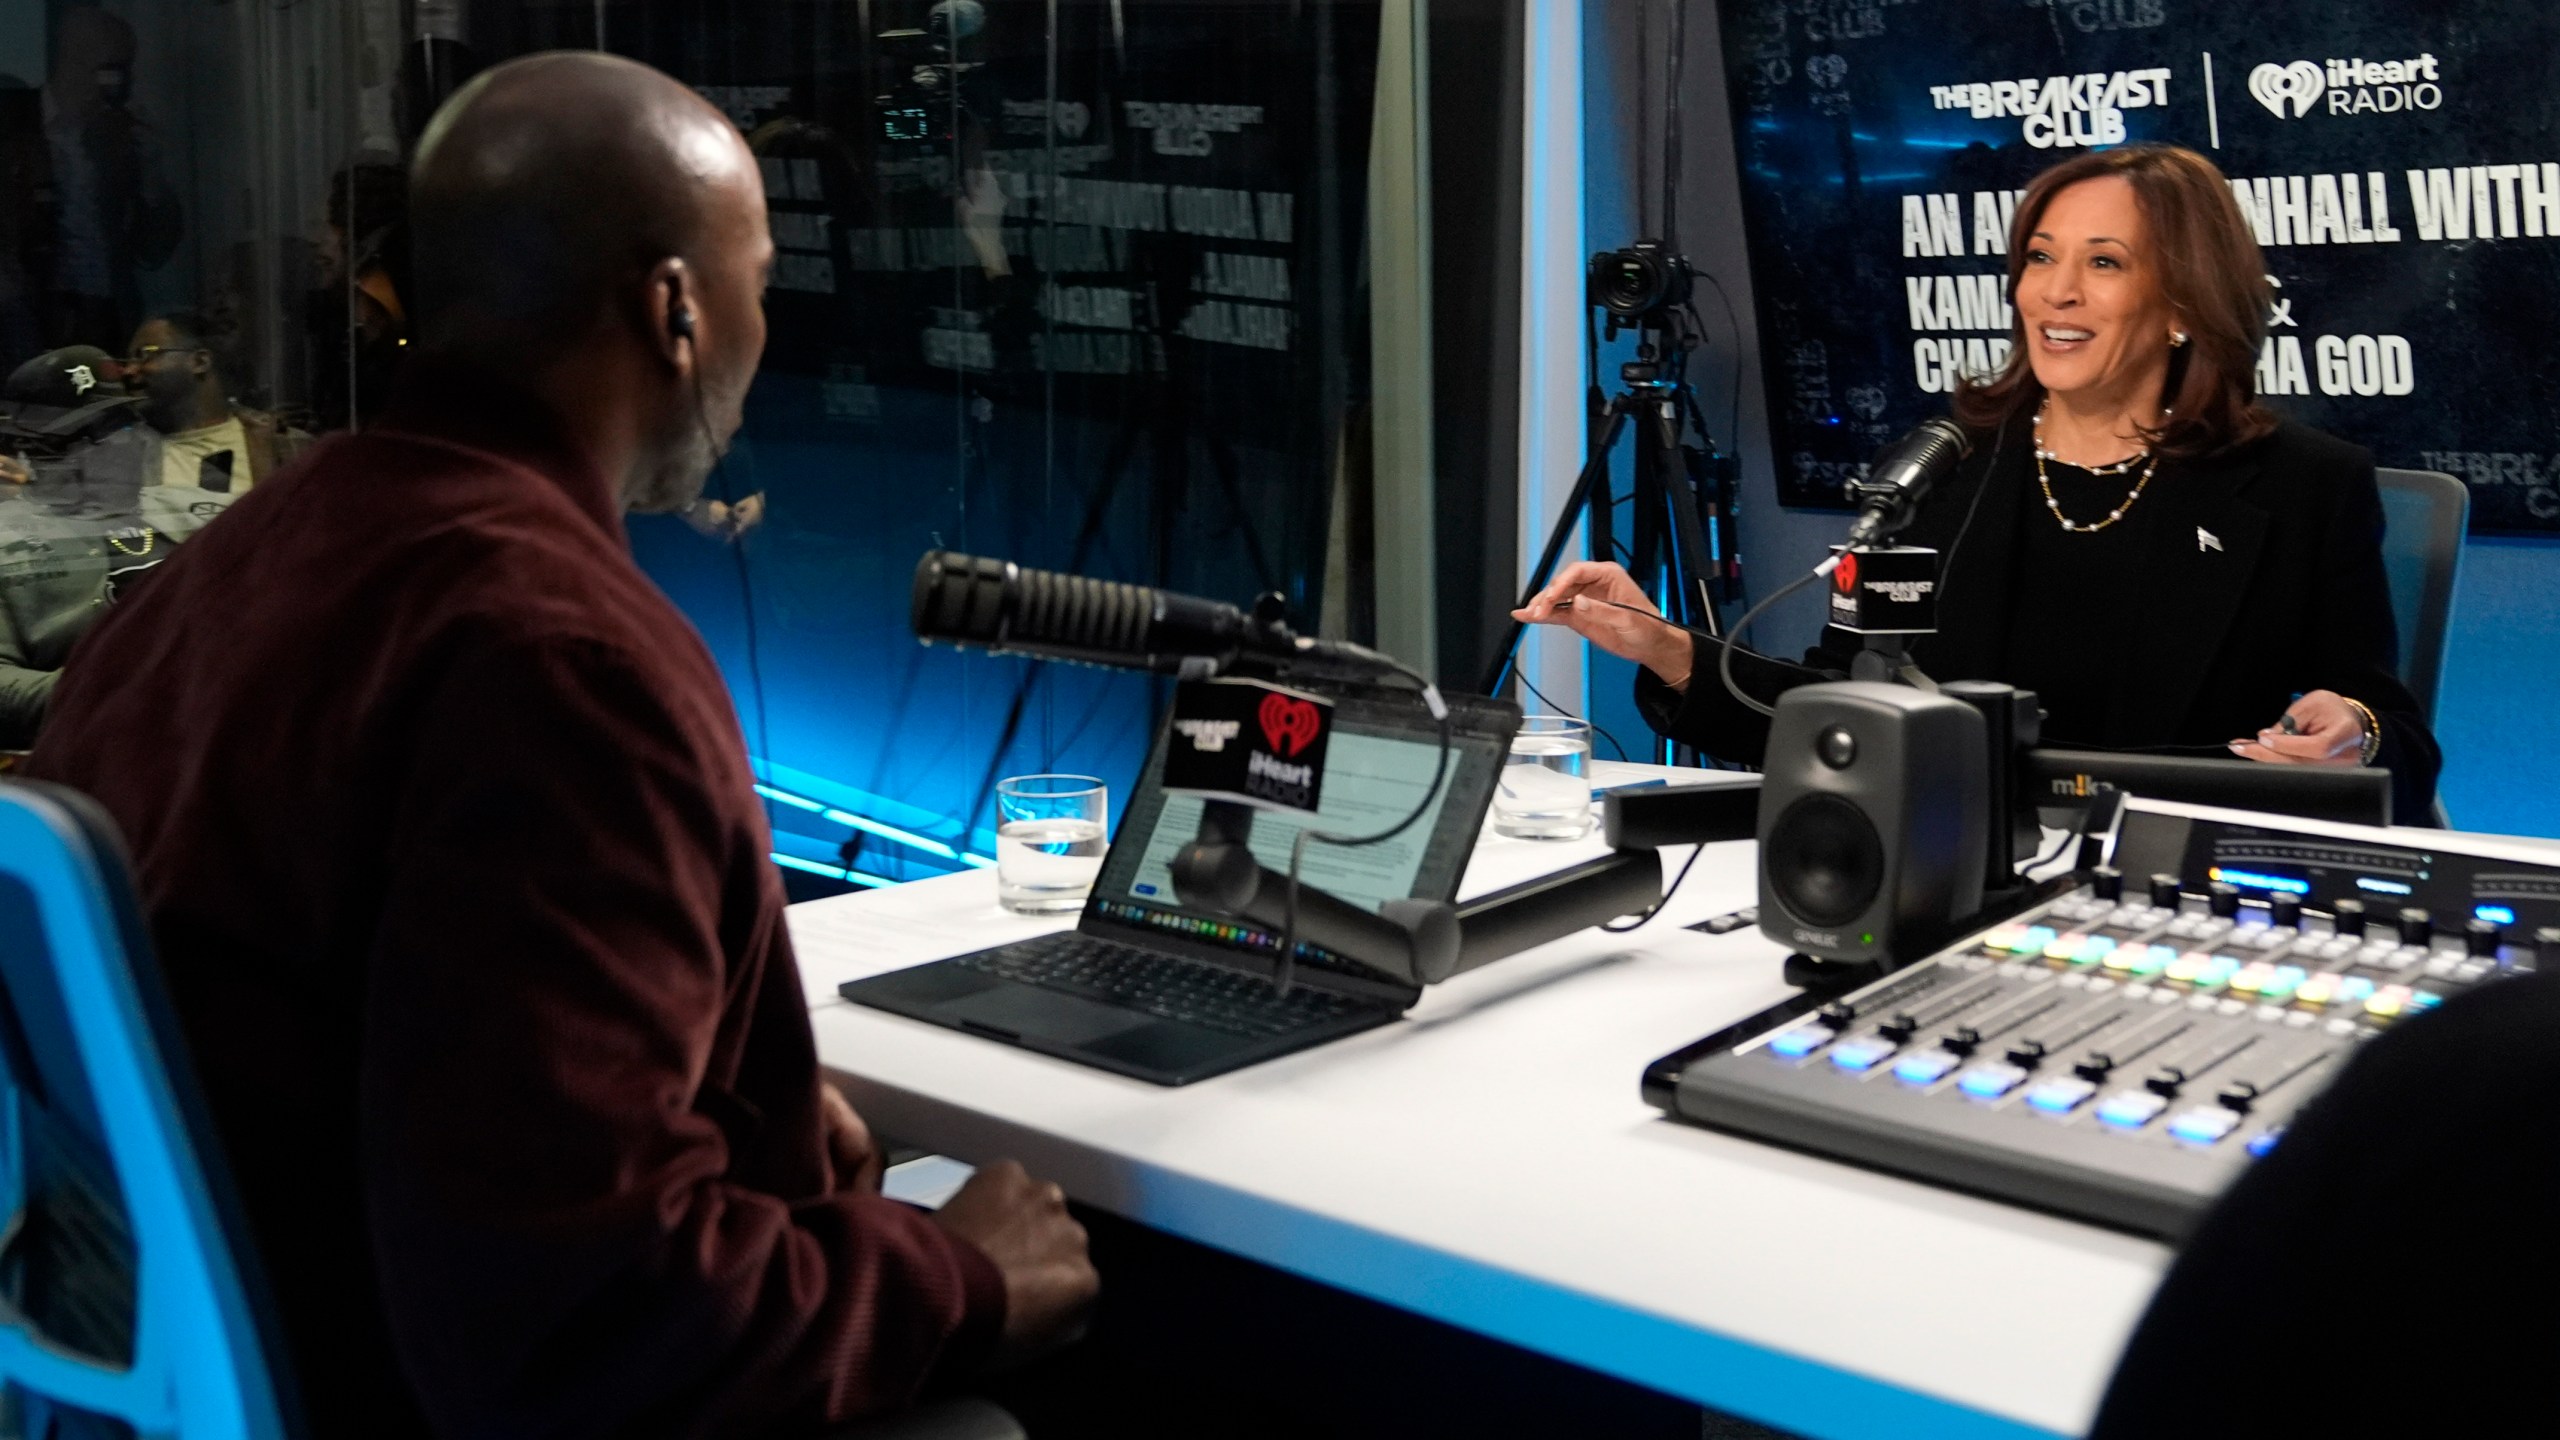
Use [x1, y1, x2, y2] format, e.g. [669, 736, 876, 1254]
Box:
[0, 0, 1395, 890]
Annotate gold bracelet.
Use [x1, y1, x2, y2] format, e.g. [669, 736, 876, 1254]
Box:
[2339, 696, 2382, 767]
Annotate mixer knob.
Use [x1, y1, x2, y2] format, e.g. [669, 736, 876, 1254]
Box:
[1877, 1014, 1918, 1043]
[2208, 882, 2241, 918]
[2145, 1067, 2186, 1097]
[2148, 873, 2183, 909]
[2269, 893, 2303, 930]
[2466, 917, 2505, 958]
[2090, 866, 2124, 902]
[2074, 1056, 2113, 1082]
[2331, 898, 2367, 937]
[1943, 1026, 1981, 1056]
[2005, 1040, 2048, 1068]
[2217, 1081, 2259, 1113]
[2396, 907, 2433, 946]
[1817, 1003, 1857, 1028]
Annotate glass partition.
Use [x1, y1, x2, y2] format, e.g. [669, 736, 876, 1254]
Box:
[0, 0, 1414, 895]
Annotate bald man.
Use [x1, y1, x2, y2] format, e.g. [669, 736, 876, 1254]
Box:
[26, 53, 1092, 1437]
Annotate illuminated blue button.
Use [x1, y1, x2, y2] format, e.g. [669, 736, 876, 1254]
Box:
[1956, 1063, 2028, 1100]
[1829, 1037, 1897, 1073]
[2411, 989, 2446, 1011]
[1893, 1049, 1962, 1086]
[2246, 1126, 2286, 1158]
[2096, 1091, 2169, 1129]
[1767, 1025, 1835, 1060]
[2025, 1077, 2097, 1114]
[2167, 1107, 2242, 1145]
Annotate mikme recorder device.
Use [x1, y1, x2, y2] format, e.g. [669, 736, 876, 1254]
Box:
[1647, 798, 2560, 1237]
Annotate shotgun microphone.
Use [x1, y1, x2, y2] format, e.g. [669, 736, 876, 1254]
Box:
[910, 550, 1393, 678]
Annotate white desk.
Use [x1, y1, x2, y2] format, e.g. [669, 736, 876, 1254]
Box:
[792, 765, 2168, 1440]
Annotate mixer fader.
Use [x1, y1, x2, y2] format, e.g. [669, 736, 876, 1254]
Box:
[1647, 799, 2560, 1236]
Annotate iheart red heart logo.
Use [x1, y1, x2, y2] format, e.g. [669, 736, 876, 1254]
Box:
[1833, 552, 1859, 596]
[1258, 693, 1323, 757]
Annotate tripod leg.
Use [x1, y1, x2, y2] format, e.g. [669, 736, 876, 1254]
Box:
[1479, 397, 1636, 695]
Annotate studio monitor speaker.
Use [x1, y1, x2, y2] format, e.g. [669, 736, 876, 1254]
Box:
[1758, 681, 1988, 965]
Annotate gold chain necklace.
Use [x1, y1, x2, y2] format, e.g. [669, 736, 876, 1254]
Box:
[2033, 401, 2162, 534]
[106, 527, 156, 557]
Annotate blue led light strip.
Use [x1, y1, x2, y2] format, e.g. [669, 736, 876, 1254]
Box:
[2207, 866, 2310, 895]
[754, 784, 995, 869]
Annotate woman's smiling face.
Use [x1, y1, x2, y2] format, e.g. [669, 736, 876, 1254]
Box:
[2014, 175, 2181, 408]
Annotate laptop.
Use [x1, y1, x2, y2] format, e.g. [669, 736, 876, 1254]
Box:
[841, 684, 1521, 1084]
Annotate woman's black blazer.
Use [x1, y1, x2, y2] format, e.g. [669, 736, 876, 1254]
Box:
[1637, 416, 2443, 816]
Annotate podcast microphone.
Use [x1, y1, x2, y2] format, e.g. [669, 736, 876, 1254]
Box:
[1843, 416, 1973, 547]
[910, 550, 1394, 678]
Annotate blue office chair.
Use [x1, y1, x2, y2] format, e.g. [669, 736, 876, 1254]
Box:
[0, 782, 302, 1439]
[2374, 469, 2466, 827]
[2374, 468, 2467, 726]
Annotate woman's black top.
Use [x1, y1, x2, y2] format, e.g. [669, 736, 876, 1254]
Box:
[1636, 416, 2443, 815]
[2004, 455, 2155, 746]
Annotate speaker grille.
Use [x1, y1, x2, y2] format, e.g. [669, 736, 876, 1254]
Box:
[1766, 793, 1885, 929]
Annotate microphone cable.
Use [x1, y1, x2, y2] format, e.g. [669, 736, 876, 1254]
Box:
[1271, 662, 1452, 998]
[1715, 559, 1836, 718]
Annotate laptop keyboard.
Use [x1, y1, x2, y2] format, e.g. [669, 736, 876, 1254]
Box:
[955, 934, 1368, 1038]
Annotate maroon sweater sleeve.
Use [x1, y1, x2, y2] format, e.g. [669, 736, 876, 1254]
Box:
[357, 631, 1003, 1438]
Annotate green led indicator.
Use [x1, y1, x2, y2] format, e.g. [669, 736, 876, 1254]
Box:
[1862, 932, 1875, 945]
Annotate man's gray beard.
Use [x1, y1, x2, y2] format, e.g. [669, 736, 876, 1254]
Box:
[625, 416, 719, 515]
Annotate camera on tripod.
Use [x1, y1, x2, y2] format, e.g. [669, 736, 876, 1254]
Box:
[875, 1, 990, 149]
[1588, 240, 1694, 337]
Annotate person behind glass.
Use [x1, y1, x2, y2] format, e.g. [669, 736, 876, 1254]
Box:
[126, 309, 309, 491]
[1516, 143, 2440, 817]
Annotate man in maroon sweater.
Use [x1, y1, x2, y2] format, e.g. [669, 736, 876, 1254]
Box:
[24, 53, 1094, 1437]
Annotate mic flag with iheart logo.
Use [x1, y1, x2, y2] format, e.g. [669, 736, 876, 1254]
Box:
[1258, 691, 1324, 757]
[1164, 678, 1333, 814]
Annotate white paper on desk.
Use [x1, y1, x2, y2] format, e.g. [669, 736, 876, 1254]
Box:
[788, 894, 1063, 1006]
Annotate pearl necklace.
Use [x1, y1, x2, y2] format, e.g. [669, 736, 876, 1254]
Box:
[2033, 400, 2165, 534]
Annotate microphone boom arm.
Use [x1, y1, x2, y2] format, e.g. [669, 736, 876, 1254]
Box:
[1168, 801, 1666, 987]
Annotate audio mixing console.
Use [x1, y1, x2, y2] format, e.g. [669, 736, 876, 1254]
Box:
[1646, 798, 2560, 1236]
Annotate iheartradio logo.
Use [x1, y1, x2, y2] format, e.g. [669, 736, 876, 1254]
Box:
[2248, 54, 2443, 121]
[2248, 61, 2323, 119]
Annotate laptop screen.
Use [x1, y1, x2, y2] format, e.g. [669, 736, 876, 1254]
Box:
[1086, 687, 1518, 981]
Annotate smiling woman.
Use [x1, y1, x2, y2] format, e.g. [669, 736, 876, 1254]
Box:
[1516, 142, 2445, 821]
[1954, 143, 2274, 464]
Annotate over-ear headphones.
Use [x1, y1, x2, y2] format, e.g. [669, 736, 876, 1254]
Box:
[669, 305, 695, 341]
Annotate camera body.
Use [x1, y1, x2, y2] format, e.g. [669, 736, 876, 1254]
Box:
[875, 2, 990, 149]
[1587, 240, 1693, 334]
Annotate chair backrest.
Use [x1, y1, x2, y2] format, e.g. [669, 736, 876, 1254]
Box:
[0, 782, 300, 1439]
[2373, 467, 2467, 725]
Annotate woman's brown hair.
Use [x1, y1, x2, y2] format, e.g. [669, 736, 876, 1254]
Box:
[1952, 143, 2275, 458]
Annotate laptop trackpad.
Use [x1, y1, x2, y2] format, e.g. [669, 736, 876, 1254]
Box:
[942, 985, 1153, 1045]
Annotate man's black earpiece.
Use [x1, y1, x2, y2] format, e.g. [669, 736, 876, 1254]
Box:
[669, 306, 695, 341]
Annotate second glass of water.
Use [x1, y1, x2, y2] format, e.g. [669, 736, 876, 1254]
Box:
[1494, 716, 1594, 840]
[996, 775, 1109, 914]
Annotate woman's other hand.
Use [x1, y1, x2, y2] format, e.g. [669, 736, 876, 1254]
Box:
[2228, 690, 2364, 766]
[1512, 561, 1695, 689]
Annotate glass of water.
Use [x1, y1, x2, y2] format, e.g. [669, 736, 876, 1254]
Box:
[996, 775, 1109, 914]
[1494, 716, 1594, 840]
